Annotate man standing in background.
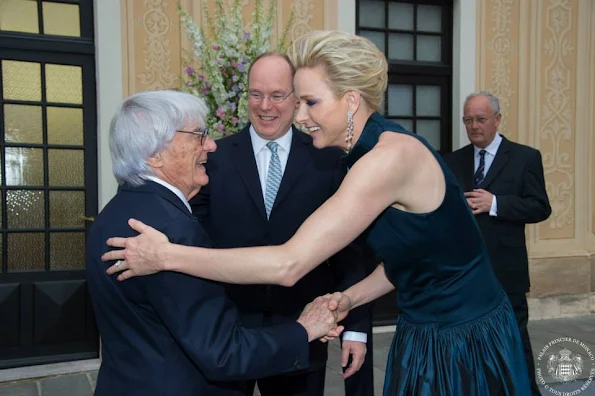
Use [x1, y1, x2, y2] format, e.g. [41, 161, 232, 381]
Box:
[445, 91, 551, 396]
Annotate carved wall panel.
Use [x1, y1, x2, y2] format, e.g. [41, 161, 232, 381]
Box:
[121, 0, 332, 97]
[477, 0, 595, 253]
[121, 0, 182, 96]
[537, 0, 578, 240]
[477, 0, 520, 143]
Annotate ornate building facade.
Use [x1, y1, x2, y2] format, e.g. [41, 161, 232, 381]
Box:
[111, 0, 595, 320]
[0, 0, 593, 373]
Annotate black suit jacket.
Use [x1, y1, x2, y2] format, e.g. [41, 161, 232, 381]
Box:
[444, 136, 551, 293]
[87, 181, 309, 396]
[191, 125, 370, 371]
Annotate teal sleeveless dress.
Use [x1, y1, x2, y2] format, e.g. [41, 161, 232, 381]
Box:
[344, 113, 530, 395]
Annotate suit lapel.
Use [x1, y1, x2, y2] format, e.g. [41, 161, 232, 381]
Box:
[122, 181, 193, 217]
[480, 136, 511, 189]
[461, 145, 475, 191]
[272, 127, 309, 212]
[232, 127, 267, 220]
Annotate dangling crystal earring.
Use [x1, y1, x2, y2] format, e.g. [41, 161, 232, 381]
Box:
[345, 110, 354, 153]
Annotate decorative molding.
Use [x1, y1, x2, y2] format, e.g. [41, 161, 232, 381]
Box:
[487, 0, 516, 134]
[291, 0, 313, 41]
[135, 0, 178, 90]
[540, 0, 575, 233]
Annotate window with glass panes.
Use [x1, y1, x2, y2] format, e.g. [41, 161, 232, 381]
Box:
[357, 0, 453, 154]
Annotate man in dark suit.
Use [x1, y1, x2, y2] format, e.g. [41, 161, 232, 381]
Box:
[87, 90, 340, 396]
[192, 53, 373, 396]
[444, 91, 551, 396]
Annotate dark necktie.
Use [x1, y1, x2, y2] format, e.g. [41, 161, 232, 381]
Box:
[473, 149, 486, 188]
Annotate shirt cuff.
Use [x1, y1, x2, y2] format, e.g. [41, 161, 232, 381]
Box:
[489, 195, 498, 216]
[342, 331, 367, 343]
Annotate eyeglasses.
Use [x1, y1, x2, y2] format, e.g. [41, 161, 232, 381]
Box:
[248, 90, 294, 104]
[462, 113, 500, 126]
[176, 127, 209, 144]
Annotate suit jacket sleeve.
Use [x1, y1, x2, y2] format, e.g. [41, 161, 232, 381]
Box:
[496, 149, 551, 223]
[327, 157, 373, 334]
[140, 218, 309, 382]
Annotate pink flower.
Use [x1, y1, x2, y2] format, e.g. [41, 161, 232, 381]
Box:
[216, 107, 225, 118]
[212, 44, 220, 50]
[231, 117, 239, 125]
[185, 66, 196, 76]
[217, 123, 225, 132]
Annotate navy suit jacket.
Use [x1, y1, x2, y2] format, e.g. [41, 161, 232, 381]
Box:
[87, 181, 309, 396]
[444, 137, 551, 293]
[191, 126, 370, 371]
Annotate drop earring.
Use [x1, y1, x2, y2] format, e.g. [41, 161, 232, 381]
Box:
[345, 110, 354, 153]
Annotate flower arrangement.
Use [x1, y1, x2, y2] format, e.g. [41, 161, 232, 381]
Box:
[179, 0, 293, 139]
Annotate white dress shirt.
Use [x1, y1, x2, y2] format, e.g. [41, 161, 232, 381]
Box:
[250, 125, 293, 196]
[473, 132, 502, 216]
[144, 175, 192, 213]
[249, 126, 366, 343]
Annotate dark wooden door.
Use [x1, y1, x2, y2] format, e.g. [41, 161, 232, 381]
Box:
[0, 0, 98, 368]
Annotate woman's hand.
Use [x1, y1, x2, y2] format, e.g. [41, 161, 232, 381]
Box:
[102, 219, 170, 281]
[318, 291, 353, 343]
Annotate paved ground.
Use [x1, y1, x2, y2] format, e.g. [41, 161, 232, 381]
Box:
[1, 315, 594, 396]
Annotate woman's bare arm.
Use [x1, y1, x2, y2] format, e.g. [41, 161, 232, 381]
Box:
[103, 135, 416, 285]
[343, 264, 395, 309]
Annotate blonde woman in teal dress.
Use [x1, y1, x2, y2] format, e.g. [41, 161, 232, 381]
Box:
[103, 31, 531, 395]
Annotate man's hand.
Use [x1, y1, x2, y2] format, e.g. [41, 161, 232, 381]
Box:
[341, 341, 366, 379]
[464, 189, 494, 215]
[297, 296, 344, 342]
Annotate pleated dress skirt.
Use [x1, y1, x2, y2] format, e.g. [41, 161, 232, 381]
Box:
[383, 296, 531, 396]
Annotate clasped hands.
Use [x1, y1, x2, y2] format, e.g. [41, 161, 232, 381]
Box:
[298, 293, 365, 378]
[464, 188, 493, 215]
[296, 292, 352, 343]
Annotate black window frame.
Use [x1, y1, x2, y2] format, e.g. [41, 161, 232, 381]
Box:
[357, 0, 454, 154]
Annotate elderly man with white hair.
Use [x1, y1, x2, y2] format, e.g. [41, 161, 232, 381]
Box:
[86, 90, 341, 396]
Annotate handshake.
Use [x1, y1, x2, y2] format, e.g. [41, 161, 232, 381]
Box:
[296, 292, 353, 342]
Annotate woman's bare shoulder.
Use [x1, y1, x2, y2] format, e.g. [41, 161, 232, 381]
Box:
[372, 130, 429, 167]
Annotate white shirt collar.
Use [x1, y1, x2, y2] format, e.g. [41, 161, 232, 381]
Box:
[474, 132, 502, 157]
[249, 124, 293, 155]
[143, 175, 192, 213]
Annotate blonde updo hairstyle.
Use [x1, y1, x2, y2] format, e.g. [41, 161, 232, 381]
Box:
[287, 30, 388, 112]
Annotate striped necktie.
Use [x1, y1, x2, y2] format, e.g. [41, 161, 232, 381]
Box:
[264, 141, 282, 218]
[473, 149, 487, 188]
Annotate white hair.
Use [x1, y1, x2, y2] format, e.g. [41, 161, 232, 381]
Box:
[109, 90, 209, 186]
[464, 90, 501, 114]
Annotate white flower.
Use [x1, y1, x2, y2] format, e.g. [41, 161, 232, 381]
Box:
[179, 0, 293, 139]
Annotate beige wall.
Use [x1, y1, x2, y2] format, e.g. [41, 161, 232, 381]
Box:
[476, 0, 595, 318]
[120, 0, 338, 96]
